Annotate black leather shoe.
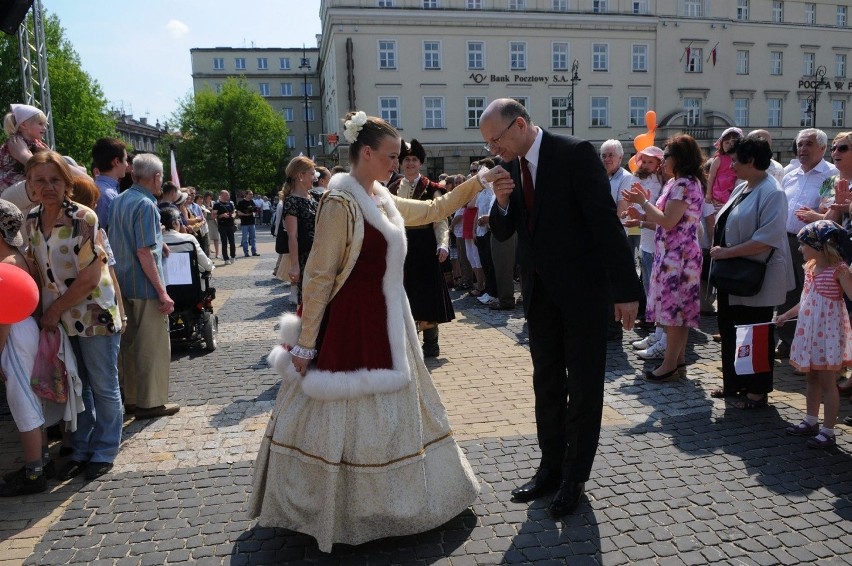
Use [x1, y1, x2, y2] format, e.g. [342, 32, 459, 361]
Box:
[511, 468, 561, 502]
[85, 462, 113, 480]
[549, 481, 585, 518]
[57, 460, 87, 481]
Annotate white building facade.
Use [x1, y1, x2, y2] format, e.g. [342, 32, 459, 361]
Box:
[318, 0, 852, 172]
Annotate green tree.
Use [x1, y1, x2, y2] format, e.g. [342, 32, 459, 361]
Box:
[0, 12, 116, 162]
[169, 79, 289, 196]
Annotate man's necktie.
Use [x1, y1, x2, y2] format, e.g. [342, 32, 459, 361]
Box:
[520, 156, 535, 231]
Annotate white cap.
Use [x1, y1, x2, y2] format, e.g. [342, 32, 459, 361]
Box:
[10, 104, 42, 126]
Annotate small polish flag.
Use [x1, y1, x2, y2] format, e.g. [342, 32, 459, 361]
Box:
[734, 323, 771, 375]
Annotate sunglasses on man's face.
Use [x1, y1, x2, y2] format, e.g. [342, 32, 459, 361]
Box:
[831, 144, 850, 153]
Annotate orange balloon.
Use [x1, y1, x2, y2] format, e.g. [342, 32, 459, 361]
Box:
[629, 109, 658, 173]
[645, 110, 657, 131]
[0, 263, 38, 324]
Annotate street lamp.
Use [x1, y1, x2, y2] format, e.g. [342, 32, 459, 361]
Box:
[568, 59, 581, 136]
[805, 65, 829, 128]
[299, 45, 312, 159]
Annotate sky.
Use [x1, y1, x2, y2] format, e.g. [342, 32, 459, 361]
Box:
[47, 0, 323, 125]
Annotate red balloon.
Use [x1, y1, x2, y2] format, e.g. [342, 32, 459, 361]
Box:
[0, 263, 39, 324]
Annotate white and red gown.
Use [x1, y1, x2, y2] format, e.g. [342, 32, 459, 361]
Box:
[249, 175, 480, 553]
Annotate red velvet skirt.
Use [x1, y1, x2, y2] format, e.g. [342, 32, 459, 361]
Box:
[315, 223, 393, 372]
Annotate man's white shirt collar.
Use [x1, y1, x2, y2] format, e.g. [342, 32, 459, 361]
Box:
[523, 127, 543, 170]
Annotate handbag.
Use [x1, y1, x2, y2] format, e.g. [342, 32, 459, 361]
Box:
[710, 249, 774, 297]
[31, 329, 68, 403]
[275, 222, 289, 254]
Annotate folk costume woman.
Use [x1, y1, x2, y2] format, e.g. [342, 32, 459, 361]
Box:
[387, 138, 453, 358]
[249, 112, 514, 553]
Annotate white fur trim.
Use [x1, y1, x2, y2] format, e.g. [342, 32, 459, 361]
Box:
[273, 175, 418, 401]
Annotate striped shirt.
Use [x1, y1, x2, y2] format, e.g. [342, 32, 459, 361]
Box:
[108, 184, 163, 300]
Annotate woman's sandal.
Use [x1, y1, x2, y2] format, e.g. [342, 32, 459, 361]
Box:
[710, 388, 740, 399]
[736, 394, 768, 410]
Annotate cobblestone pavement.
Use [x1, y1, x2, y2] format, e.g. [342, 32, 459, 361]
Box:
[1, 233, 851, 565]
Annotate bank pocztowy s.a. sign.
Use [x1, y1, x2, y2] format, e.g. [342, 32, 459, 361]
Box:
[799, 78, 852, 90]
[469, 72, 576, 84]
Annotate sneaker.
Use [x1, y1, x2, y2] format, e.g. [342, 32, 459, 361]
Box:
[228, 258, 234, 265]
[775, 343, 791, 359]
[0, 469, 46, 497]
[632, 334, 659, 350]
[637, 340, 666, 360]
[3, 460, 55, 483]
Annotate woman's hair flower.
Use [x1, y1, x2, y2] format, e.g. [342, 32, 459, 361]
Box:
[343, 111, 368, 143]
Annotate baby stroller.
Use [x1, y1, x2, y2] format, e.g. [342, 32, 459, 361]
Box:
[163, 240, 218, 351]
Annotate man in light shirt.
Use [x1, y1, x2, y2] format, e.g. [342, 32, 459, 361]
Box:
[775, 128, 838, 357]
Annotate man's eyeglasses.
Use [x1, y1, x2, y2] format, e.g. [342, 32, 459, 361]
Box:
[483, 119, 517, 153]
[831, 144, 850, 153]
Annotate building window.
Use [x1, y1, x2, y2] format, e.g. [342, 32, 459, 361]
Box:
[378, 40, 397, 70]
[283, 107, 294, 121]
[305, 134, 317, 148]
[510, 42, 526, 70]
[734, 98, 749, 127]
[551, 97, 572, 128]
[803, 52, 816, 76]
[303, 107, 315, 122]
[837, 54, 847, 77]
[629, 96, 648, 126]
[423, 0, 438, 7]
[378, 0, 394, 6]
[287, 135, 296, 149]
[467, 97, 486, 128]
[467, 0, 482, 7]
[770, 51, 783, 75]
[736, 50, 749, 74]
[553, 42, 569, 71]
[215, 83, 222, 94]
[423, 41, 441, 70]
[683, 97, 701, 126]
[512, 96, 529, 109]
[590, 97, 609, 127]
[553, 0, 569, 11]
[280, 83, 292, 96]
[468, 41, 485, 70]
[682, 0, 704, 17]
[378, 96, 400, 128]
[213, 57, 224, 70]
[424, 97, 444, 128]
[632, 44, 648, 72]
[685, 47, 703, 73]
[767, 98, 783, 127]
[257, 57, 268, 70]
[508, 0, 526, 9]
[772, 1, 783, 22]
[833, 100, 846, 126]
[737, 0, 749, 20]
[258, 83, 269, 97]
[235, 57, 246, 70]
[838, 5, 848, 27]
[280, 57, 291, 70]
[301, 82, 313, 96]
[592, 0, 608, 13]
[805, 3, 816, 24]
[592, 43, 609, 71]
[801, 99, 814, 127]
[633, 0, 649, 14]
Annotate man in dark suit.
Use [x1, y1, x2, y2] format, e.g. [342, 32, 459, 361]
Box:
[481, 99, 642, 518]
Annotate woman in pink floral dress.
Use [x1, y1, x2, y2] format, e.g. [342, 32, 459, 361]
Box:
[623, 134, 706, 382]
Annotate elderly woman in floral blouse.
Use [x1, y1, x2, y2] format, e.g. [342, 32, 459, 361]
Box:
[25, 151, 123, 482]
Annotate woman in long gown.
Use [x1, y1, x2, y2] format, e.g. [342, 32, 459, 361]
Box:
[249, 112, 513, 552]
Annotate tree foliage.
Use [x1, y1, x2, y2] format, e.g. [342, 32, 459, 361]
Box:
[168, 79, 289, 196]
[0, 12, 116, 162]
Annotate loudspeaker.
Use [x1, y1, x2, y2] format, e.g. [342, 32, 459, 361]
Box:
[0, 0, 33, 35]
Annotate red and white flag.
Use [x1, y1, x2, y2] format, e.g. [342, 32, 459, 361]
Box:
[170, 148, 181, 188]
[734, 323, 772, 375]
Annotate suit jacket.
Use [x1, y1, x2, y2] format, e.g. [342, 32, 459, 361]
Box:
[489, 129, 643, 318]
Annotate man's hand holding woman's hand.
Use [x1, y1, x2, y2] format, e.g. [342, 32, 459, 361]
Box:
[482, 165, 514, 208]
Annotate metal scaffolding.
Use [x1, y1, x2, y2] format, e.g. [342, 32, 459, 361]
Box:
[16, 0, 53, 148]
